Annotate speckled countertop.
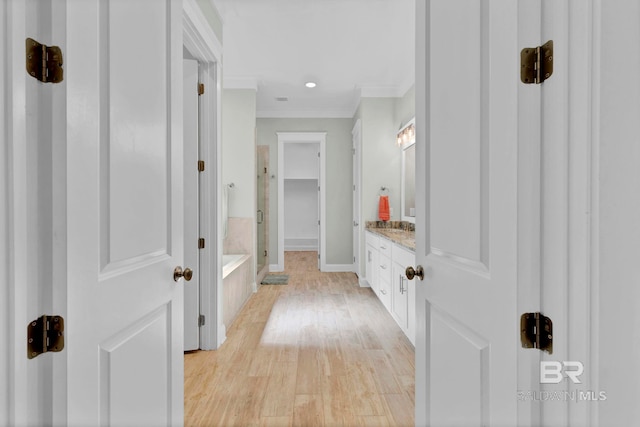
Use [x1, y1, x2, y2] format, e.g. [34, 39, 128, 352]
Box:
[365, 221, 416, 251]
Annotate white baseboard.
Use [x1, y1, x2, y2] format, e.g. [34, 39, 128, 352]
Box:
[284, 246, 318, 251]
[359, 278, 371, 288]
[321, 264, 354, 273]
[269, 264, 284, 273]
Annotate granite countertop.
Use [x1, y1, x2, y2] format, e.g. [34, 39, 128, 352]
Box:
[365, 221, 415, 251]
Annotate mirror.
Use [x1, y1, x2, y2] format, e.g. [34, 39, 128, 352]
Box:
[401, 141, 416, 223]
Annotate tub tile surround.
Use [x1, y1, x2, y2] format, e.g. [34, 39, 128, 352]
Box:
[224, 217, 254, 255]
[365, 220, 415, 251]
[223, 217, 255, 329]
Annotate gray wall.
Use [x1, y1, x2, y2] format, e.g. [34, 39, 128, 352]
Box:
[222, 89, 256, 218]
[353, 86, 415, 276]
[257, 118, 353, 266]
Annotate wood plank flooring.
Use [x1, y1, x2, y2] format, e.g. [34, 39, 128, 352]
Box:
[185, 251, 415, 426]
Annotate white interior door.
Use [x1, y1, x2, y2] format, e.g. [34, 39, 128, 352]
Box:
[414, 1, 525, 425]
[60, 0, 184, 425]
[183, 58, 200, 351]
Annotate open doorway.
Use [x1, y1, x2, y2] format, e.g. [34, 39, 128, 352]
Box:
[276, 132, 326, 272]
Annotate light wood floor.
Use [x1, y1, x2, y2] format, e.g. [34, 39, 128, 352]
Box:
[185, 251, 415, 426]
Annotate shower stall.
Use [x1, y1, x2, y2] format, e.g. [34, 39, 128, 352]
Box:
[256, 146, 269, 282]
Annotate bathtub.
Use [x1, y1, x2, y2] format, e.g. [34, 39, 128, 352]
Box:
[222, 254, 253, 329]
[222, 254, 251, 279]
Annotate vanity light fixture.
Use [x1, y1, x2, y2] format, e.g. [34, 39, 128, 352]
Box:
[396, 120, 416, 147]
[305, 81, 317, 88]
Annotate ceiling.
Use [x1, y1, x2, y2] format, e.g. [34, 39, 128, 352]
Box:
[212, 0, 416, 118]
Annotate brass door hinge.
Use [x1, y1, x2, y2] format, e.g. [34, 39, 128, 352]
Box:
[28, 315, 64, 359]
[198, 238, 205, 249]
[521, 40, 554, 84]
[26, 38, 64, 83]
[198, 83, 205, 96]
[198, 160, 205, 172]
[520, 312, 553, 354]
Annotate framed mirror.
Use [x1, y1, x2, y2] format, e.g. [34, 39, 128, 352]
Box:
[401, 139, 416, 223]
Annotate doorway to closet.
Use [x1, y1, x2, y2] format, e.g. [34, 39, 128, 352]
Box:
[277, 132, 326, 272]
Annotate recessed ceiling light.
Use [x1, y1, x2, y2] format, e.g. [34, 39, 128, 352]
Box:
[305, 82, 317, 88]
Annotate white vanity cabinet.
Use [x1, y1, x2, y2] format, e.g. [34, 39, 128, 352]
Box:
[391, 245, 416, 345]
[364, 230, 415, 344]
[365, 233, 379, 296]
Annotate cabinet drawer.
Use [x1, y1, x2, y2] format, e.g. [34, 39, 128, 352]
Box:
[377, 254, 392, 284]
[378, 276, 391, 310]
[392, 244, 415, 273]
[365, 231, 379, 249]
[378, 237, 392, 259]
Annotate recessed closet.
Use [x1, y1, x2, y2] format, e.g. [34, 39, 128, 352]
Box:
[283, 142, 319, 251]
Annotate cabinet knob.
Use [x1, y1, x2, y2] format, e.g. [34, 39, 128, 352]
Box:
[406, 265, 424, 281]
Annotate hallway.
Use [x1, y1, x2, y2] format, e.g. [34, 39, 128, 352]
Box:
[184, 251, 415, 426]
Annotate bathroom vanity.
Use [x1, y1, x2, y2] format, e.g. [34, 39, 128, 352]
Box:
[364, 224, 416, 345]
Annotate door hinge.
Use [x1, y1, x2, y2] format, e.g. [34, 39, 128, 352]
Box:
[198, 83, 205, 95]
[27, 315, 64, 359]
[264, 250, 268, 257]
[317, 152, 320, 158]
[521, 40, 554, 84]
[318, 220, 320, 225]
[198, 238, 205, 249]
[264, 167, 267, 174]
[198, 160, 205, 172]
[26, 38, 64, 84]
[198, 314, 205, 327]
[353, 256, 356, 263]
[520, 312, 553, 354]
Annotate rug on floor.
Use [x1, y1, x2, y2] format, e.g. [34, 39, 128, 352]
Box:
[261, 274, 289, 285]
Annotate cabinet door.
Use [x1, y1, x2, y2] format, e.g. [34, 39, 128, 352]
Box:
[366, 244, 378, 294]
[391, 262, 409, 332]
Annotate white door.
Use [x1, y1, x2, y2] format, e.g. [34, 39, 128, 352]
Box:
[414, 1, 524, 425]
[183, 58, 200, 351]
[59, 1, 185, 425]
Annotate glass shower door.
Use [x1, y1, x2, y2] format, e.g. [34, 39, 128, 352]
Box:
[256, 146, 269, 275]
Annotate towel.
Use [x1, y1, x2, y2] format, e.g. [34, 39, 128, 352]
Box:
[378, 195, 390, 221]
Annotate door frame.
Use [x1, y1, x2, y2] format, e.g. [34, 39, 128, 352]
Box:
[182, 0, 225, 349]
[2, 0, 38, 424]
[352, 120, 363, 281]
[276, 132, 326, 272]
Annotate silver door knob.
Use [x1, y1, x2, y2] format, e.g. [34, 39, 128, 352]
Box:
[406, 265, 425, 281]
[174, 266, 193, 282]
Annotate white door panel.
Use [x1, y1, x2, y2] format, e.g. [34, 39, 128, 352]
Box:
[62, 0, 184, 425]
[415, 0, 521, 425]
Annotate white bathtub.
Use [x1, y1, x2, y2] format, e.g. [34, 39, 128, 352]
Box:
[222, 254, 250, 279]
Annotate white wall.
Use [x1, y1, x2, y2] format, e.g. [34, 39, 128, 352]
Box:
[257, 118, 353, 266]
[195, 0, 223, 43]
